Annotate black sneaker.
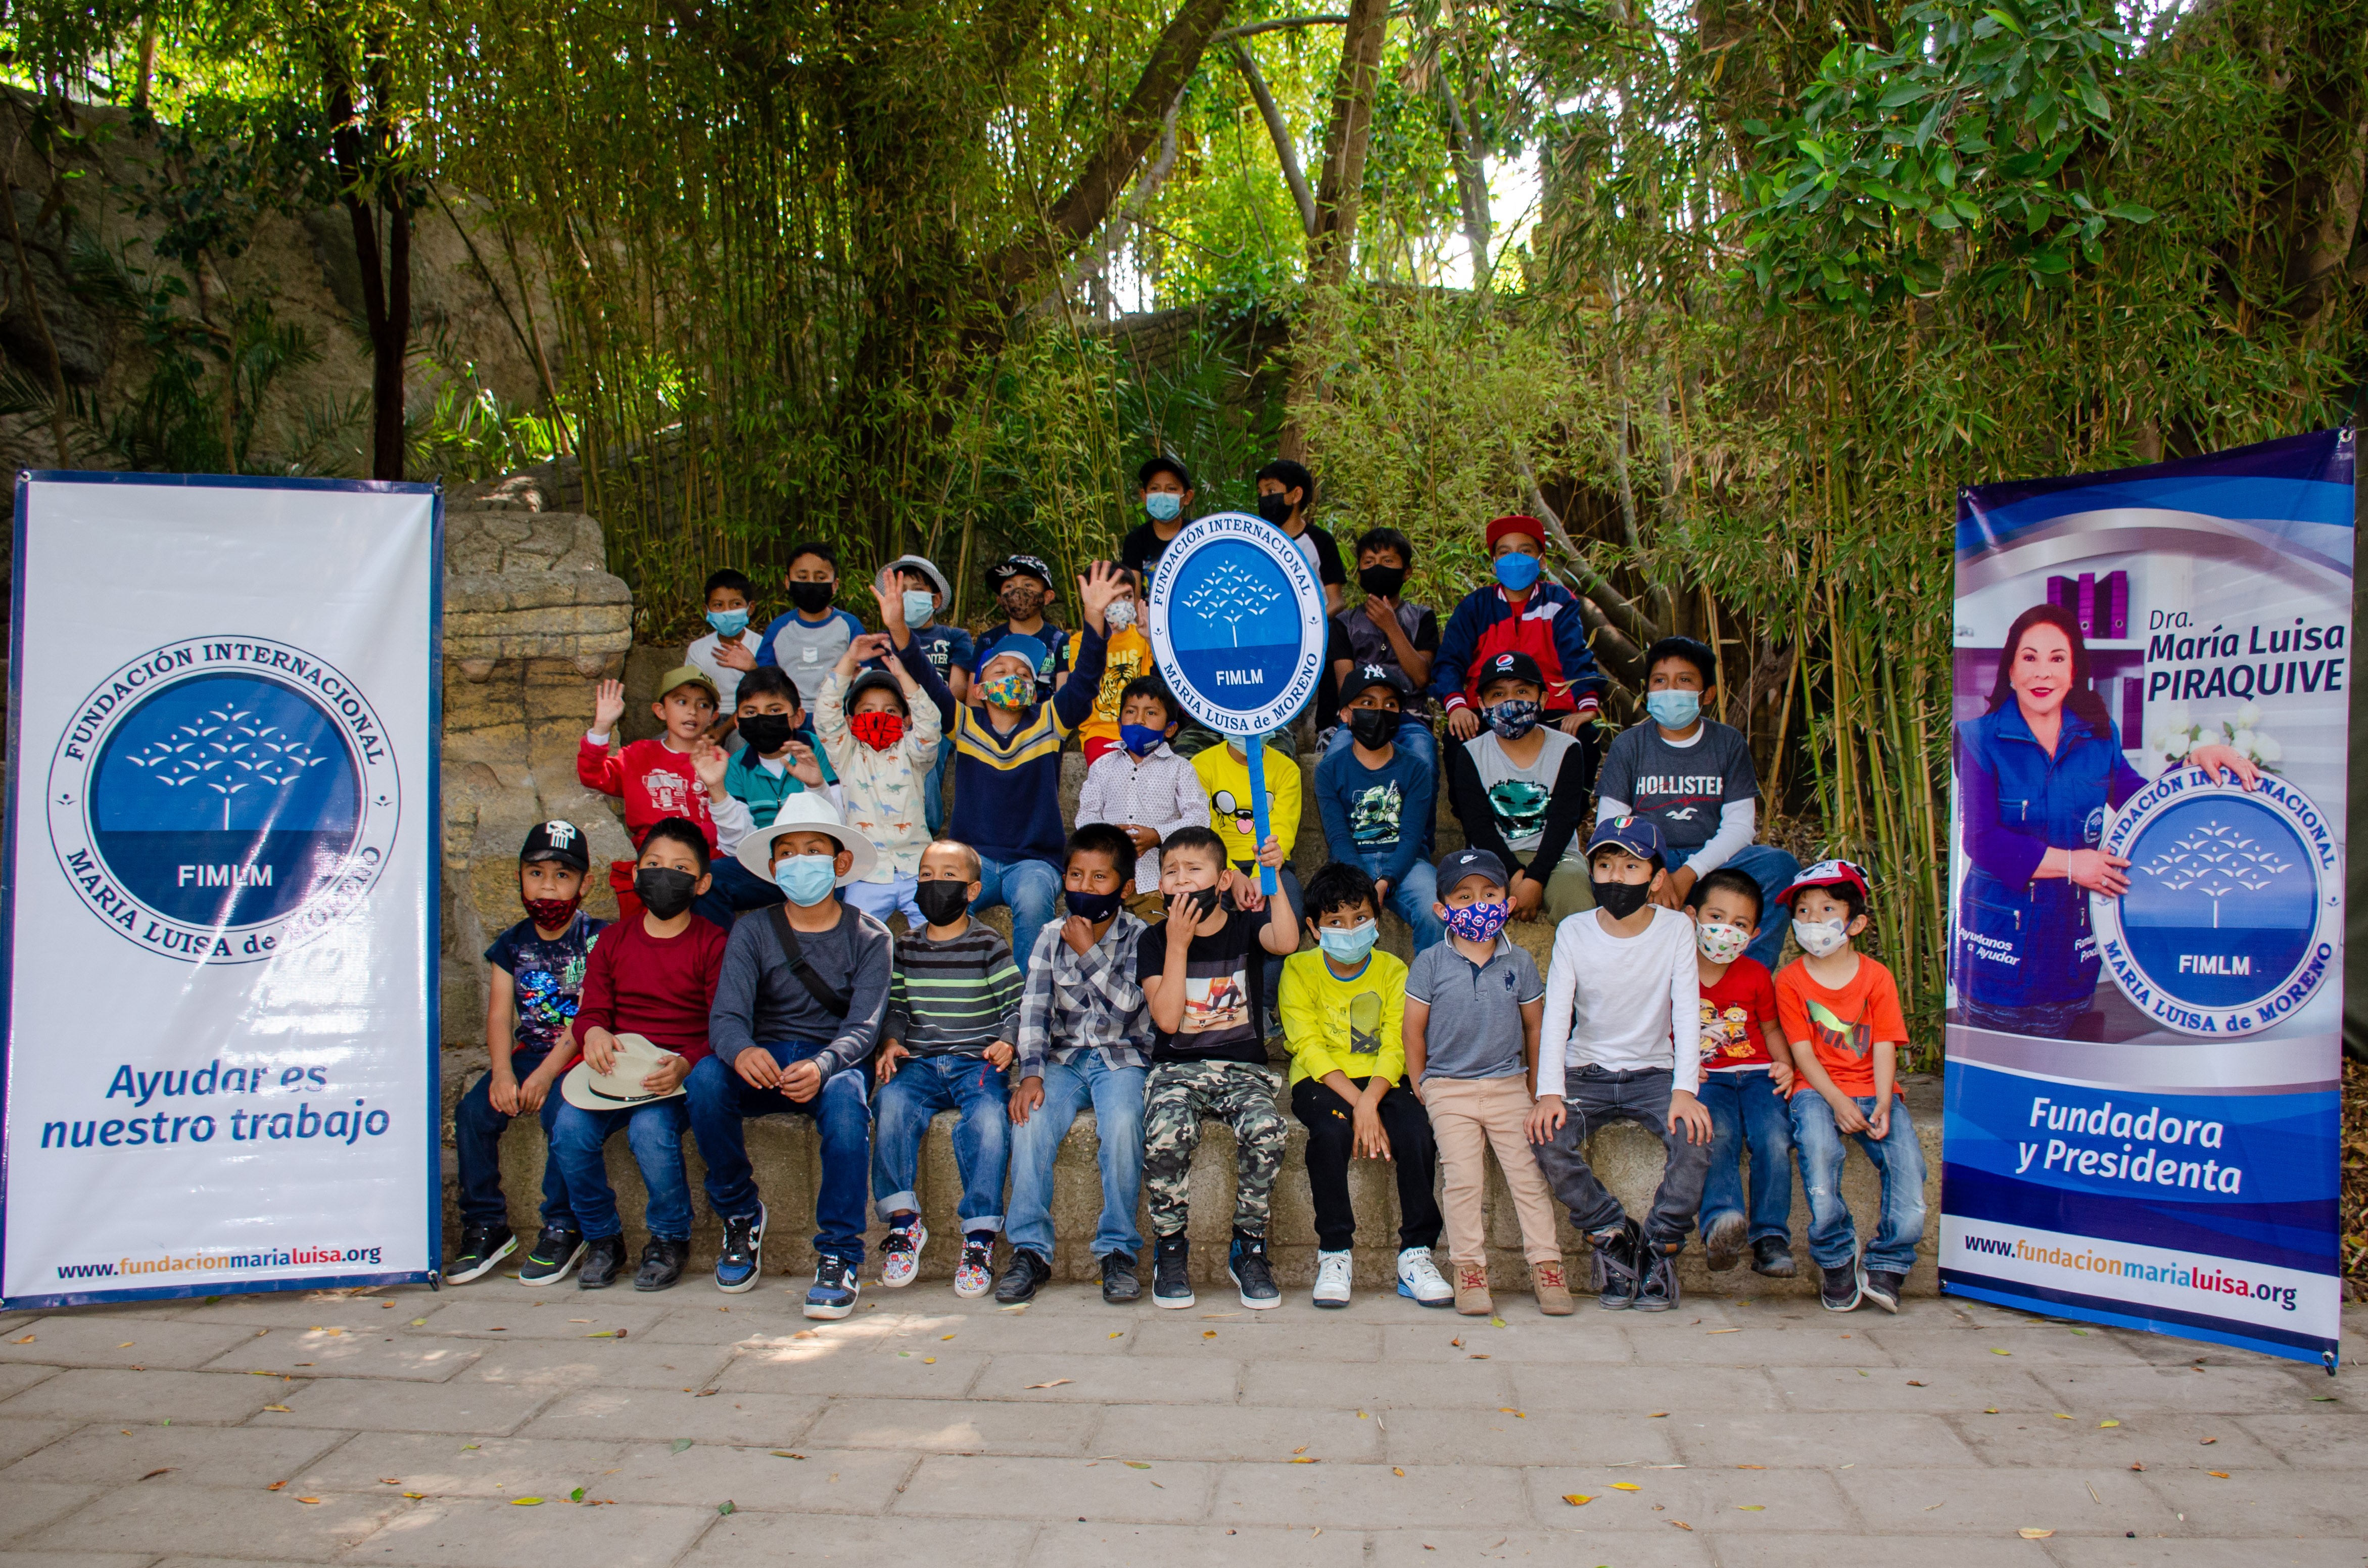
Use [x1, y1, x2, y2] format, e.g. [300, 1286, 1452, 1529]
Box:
[1587, 1219, 1641, 1310]
[635, 1237, 688, 1292]
[1750, 1236, 1797, 1278]
[805, 1255, 859, 1320]
[578, 1234, 627, 1290]
[1100, 1251, 1141, 1304]
[715, 1205, 766, 1294]
[1152, 1234, 1194, 1309]
[993, 1248, 1052, 1305]
[447, 1222, 515, 1285]
[1820, 1260, 1863, 1312]
[1635, 1244, 1680, 1312]
[1862, 1268, 1905, 1314]
[1227, 1231, 1279, 1310]
[1702, 1212, 1747, 1272]
[517, 1226, 586, 1286]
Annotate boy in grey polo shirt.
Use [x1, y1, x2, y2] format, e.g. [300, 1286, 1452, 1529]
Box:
[1402, 847, 1571, 1316]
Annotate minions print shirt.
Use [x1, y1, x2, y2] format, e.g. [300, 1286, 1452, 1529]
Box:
[1697, 955, 1778, 1074]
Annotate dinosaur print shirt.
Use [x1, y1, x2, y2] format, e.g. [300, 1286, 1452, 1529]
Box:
[1774, 954, 1909, 1100]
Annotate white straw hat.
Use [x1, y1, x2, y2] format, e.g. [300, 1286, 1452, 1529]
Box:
[559, 1033, 688, 1111]
[732, 791, 878, 887]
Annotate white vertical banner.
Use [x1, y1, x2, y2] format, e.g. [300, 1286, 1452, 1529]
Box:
[3, 473, 441, 1307]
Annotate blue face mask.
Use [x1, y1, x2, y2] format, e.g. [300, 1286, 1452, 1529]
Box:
[1145, 491, 1182, 521]
[1316, 920, 1379, 965]
[1119, 723, 1168, 756]
[706, 607, 750, 638]
[773, 853, 838, 907]
[901, 590, 936, 629]
[1645, 689, 1702, 729]
[1493, 552, 1543, 593]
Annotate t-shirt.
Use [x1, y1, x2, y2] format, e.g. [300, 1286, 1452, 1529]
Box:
[977, 620, 1070, 702]
[910, 624, 975, 691]
[1192, 744, 1303, 872]
[485, 912, 607, 1062]
[1283, 522, 1348, 592]
[1775, 955, 1908, 1100]
[684, 632, 751, 714]
[1595, 719, 1758, 856]
[1539, 907, 1701, 1091]
[571, 914, 730, 1067]
[1331, 600, 1441, 711]
[1065, 625, 1155, 748]
[1136, 912, 1267, 1065]
[1698, 956, 1779, 1075]
[761, 606, 864, 680]
[1121, 518, 1187, 579]
[1466, 728, 1583, 857]
[1278, 947, 1407, 1088]
[1405, 935, 1543, 1083]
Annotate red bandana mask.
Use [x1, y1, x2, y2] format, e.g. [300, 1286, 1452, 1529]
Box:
[849, 710, 906, 751]
[522, 894, 581, 930]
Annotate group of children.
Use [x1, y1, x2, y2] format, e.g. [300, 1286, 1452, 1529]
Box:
[449, 481, 1926, 1320]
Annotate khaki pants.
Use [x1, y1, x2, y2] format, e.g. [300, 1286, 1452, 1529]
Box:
[1423, 1075, 1564, 1265]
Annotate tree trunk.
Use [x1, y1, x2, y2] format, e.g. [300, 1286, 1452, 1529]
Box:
[1282, 0, 1391, 460]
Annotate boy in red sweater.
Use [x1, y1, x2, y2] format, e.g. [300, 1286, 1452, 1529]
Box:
[579, 667, 729, 922]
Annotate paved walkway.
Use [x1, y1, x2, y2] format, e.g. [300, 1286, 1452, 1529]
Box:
[0, 1284, 2359, 1565]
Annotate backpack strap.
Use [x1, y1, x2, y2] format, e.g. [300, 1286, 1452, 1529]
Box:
[765, 904, 851, 1019]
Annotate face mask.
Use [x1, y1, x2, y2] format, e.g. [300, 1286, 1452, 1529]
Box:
[787, 580, 834, 613]
[1591, 877, 1653, 920]
[1165, 886, 1219, 922]
[1493, 552, 1543, 593]
[1646, 690, 1702, 729]
[1000, 584, 1045, 617]
[736, 712, 793, 754]
[1256, 492, 1294, 526]
[706, 608, 749, 638]
[1120, 723, 1168, 757]
[1317, 920, 1379, 965]
[1359, 563, 1405, 599]
[634, 866, 698, 920]
[774, 853, 838, 907]
[1441, 899, 1509, 943]
[1695, 920, 1751, 965]
[849, 709, 906, 751]
[1347, 707, 1399, 750]
[522, 893, 581, 930]
[982, 672, 1035, 709]
[901, 590, 936, 628]
[1485, 699, 1541, 740]
[1065, 887, 1123, 923]
[914, 878, 971, 928]
[1792, 916, 1852, 959]
[1145, 491, 1182, 521]
[1104, 598, 1138, 630]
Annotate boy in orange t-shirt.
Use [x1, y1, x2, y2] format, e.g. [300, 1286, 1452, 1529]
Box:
[1773, 859, 1927, 1316]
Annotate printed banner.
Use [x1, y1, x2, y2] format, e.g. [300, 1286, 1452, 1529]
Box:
[1944, 426, 2352, 1367]
[3, 473, 441, 1308]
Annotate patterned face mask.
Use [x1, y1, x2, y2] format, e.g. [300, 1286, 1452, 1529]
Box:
[1441, 899, 1510, 943]
[522, 894, 581, 930]
[982, 672, 1035, 709]
[1485, 699, 1541, 740]
[1695, 920, 1750, 964]
[849, 710, 906, 751]
[1792, 917, 1851, 958]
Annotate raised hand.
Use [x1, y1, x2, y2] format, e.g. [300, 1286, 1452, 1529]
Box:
[1077, 560, 1122, 631]
[871, 569, 908, 640]
[593, 678, 627, 734]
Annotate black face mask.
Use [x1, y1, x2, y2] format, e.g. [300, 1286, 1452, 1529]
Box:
[1066, 888, 1123, 924]
[1255, 493, 1294, 527]
[914, 879, 972, 928]
[1164, 886, 1219, 922]
[635, 866, 699, 920]
[1359, 564, 1406, 599]
[788, 580, 834, 613]
[1347, 707, 1400, 750]
[736, 712, 793, 754]
[1591, 878, 1652, 920]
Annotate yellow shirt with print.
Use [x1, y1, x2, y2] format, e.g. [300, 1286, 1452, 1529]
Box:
[1066, 625, 1154, 748]
[1190, 740, 1303, 871]
[1278, 947, 1408, 1089]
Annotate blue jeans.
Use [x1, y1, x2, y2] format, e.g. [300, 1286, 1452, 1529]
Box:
[1719, 842, 1801, 971]
[685, 1043, 871, 1264]
[549, 1098, 693, 1241]
[1006, 1053, 1147, 1261]
[1696, 1069, 1793, 1243]
[972, 854, 1060, 971]
[871, 1054, 1011, 1232]
[845, 875, 922, 930]
[1359, 851, 1443, 951]
[452, 1053, 573, 1230]
[1789, 1091, 1928, 1275]
[924, 737, 952, 838]
[698, 854, 786, 930]
[1323, 715, 1438, 779]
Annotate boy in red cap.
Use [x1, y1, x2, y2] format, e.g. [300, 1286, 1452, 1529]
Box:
[1430, 514, 1606, 744]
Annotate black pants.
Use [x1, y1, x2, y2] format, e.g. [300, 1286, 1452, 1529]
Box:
[1290, 1075, 1442, 1253]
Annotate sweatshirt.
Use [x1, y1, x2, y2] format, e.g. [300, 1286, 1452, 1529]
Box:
[1539, 906, 1701, 1093]
[813, 669, 942, 881]
[577, 734, 719, 850]
[1314, 740, 1435, 890]
[903, 625, 1108, 868]
[708, 904, 893, 1080]
[570, 915, 729, 1067]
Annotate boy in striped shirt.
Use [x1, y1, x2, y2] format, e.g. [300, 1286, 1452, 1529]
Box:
[872, 838, 1026, 1297]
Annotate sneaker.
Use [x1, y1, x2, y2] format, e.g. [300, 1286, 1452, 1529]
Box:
[1750, 1235, 1797, 1278]
[994, 1248, 1052, 1305]
[805, 1255, 860, 1319]
[1635, 1245, 1680, 1312]
[1313, 1249, 1353, 1309]
[715, 1204, 766, 1294]
[577, 1234, 627, 1289]
[1452, 1262, 1493, 1316]
[879, 1216, 926, 1289]
[1819, 1259, 1863, 1312]
[517, 1226, 586, 1286]
[1702, 1212, 1747, 1272]
[1228, 1231, 1279, 1310]
[1588, 1220, 1642, 1310]
[447, 1222, 515, 1285]
[1152, 1234, 1195, 1309]
[634, 1237, 688, 1292]
[1532, 1259, 1575, 1316]
[1862, 1268, 1905, 1314]
[1396, 1247, 1452, 1308]
[1100, 1251, 1141, 1304]
[953, 1235, 995, 1299]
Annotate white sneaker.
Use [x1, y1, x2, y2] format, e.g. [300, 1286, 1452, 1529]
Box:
[1396, 1246, 1453, 1308]
[1312, 1249, 1353, 1309]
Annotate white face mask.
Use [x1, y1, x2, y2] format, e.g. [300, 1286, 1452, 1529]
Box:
[1104, 599, 1138, 630]
[1791, 916, 1851, 959]
[1695, 921, 1750, 965]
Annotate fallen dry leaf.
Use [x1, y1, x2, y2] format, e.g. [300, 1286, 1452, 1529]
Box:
[295, 1497, 322, 1505]
[2018, 1529, 2055, 1540]
[1024, 1379, 1073, 1390]
[1612, 1482, 1641, 1492]
[2199, 1437, 2217, 1445]
[12, 1336, 32, 1344]
[1735, 1465, 1765, 1470]
[1648, 1411, 1669, 1418]
[1203, 1330, 1217, 1339]
[1125, 1461, 1152, 1470]
[403, 1492, 428, 1499]
[1736, 1505, 1764, 1511]
[2100, 1420, 2120, 1429]
[1906, 1381, 1926, 1387]
[119, 1342, 135, 1348]
[1293, 1445, 1307, 1455]
[261, 1405, 291, 1413]
[1290, 1457, 1318, 1465]
[770, 1452, 805, 1460]
[2207, 1471, 2230, 1479]
[140, 1468, 173, 1481]
[1468, 1353, 1490, 1360]
[1706, 1327, 1740, 1334]
[1561, 1494, 1592, 1506]
[511, 1497, 544, 1505]
[1393, 1467, 1406, 1478]
[1670, 1521, 1693, 1531]
[2130, 1463, 2145, 1472]
[1109, 1331, 1124, 1339]
[941, 1334, 957, 1341]
[1449, 1337, 1463, 1347]
[267, 1482, 287, 1491]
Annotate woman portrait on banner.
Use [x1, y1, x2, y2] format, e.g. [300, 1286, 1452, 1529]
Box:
[1954, 602, 2258, 1039]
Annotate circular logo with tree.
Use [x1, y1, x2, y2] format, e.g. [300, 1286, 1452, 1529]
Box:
[1146, 512, 1329, 737]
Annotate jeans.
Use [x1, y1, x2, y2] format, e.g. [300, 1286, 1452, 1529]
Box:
[924, 736, 952, 838]
[698, 854, 786, 930]
[1322, 714, 1437, 779]
[548, 1097, 692, 1241]
[872, 1054, 1011, 1232]
[1290, 1075, 1441, 1252]
[1719, 842, 1802, 971]
[1696, 1069, 1794, 1244]
[1790, 1091, 1928, 1275]
[1531, 1065, 1712, 1251]
[452, 1053, 573, 1230]
[1358, 851, 1443, 951]
[685, 1042, 872, 1264]
[1006, 1053, 1147, 1261]
[845, 875, 922, 930]
[972, 854, 1061, 973]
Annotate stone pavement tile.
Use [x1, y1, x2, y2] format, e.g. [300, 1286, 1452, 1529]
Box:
[597, 1441, 914, 1513]
[1703, 1536, 2051, 1568]
[2041, 1539, 2368, 1568]
[1523, 1465, 1856, 1533]
[1366, 1528, 1709, 1567]
[403, 1301, 674, 1340]
[0, 1418, 74, 1464]
[2230, 1412, 2368, 1467]
[1245, 1355, 1517, 1412]
[1620, 1325, 1895, 1367]
[0, 1364, 62, 1400]
[0, 1552, 160, 1568]
[0, 1319, 263, 1372]
[2134, 1468, 2362, 1537]
[1028, 1522, 1364, 1566]
[677, 1511, 1034, 1567]
[801, 1396, 1099, 1456]
[174, 1293, 439, 1329]
[1212, 1460, 1526, 1530]
[713, 1346, 988, 1399]
[1863, 1326, 2153, 1366]
[3, 1369, 281, 1425]
[1510, 1363, 1782, 1413]
[1129, 1317, 1382, 1361]
[1767, 1363, 2057, 1412]
[1838, 1466, 2174, 1535]
[1668, 1409, 1978, 1469]
[267, 1377, 551, 1435]
[5, 1422, 342, 1488]
[1951, 1410, 2283, 1469]
[519, 1387, 822, 1447]
[293, 1433, 628, 1498]
[845, 1309, 1141, 1358]
[635, 1304, 829, 1346]
[1094, 1402, 1382, 1463]
[2030, 1365, 2324, 1415]
[1379, 1321, 1633, 1363]
[0, 1488, 109, 1547]
[335, 1497, 707, 1567]
[26, 1486, 403, 1559]
[896, 1453, 1214, 1523]
[449, 1339, 735, 1392]
[971, 1353, 1238, 1406]
[204, 1334, 482, 1384]
[1380, 1407, 1676, 1468]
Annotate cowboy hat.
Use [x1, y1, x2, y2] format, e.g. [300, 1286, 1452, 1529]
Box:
[560, 1032, 688, 1111]
[733, 790, 879, 887]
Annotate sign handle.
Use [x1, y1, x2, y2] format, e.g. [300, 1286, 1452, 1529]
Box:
[1245, 731, 1278, 896]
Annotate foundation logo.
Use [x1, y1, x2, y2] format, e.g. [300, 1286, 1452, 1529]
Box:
[1148, 513, 1328, 738]
[2093, 766, 2341, 1035]
[45, 637, 401, 963]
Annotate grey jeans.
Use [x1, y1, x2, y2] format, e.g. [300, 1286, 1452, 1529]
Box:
[1531, 1065, 1711, 1251]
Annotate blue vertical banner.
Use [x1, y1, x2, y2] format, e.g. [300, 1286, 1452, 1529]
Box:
[1945, 427, 2352, 1368]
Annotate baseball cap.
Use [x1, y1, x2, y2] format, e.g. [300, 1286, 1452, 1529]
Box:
[986, 553, 1054, 592]
[1587, 814, 1666, 866]
[1337, 662, 1409, 706]
[655, 664, 721, 704]
[1778, 858, 1873, 908]
[1434, 846, 1509, 894]
[1475, 650, 1546, 692]
[976, 633, 1049, 679]
[843, 669, 908, 714]
[1485, 514, 1548, 551]
[886, 553, 950, 601]
[520, 819, 591, 873]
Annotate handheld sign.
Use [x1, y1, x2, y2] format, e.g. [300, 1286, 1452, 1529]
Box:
[1146, 512, 1330, 894]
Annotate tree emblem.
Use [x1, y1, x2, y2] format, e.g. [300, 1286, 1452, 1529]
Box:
[2132, 819, 2295, 929]
[121, 706, 336, 829]
[1179, 558, 1284, 647]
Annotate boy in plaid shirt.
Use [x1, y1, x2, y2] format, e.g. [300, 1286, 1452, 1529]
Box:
[1074, 675, 1209, 918]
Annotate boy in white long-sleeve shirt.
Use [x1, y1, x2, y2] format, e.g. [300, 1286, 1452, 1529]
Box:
[1073, 676, 1209, 918]
[1532, 815, 1713, 1313]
